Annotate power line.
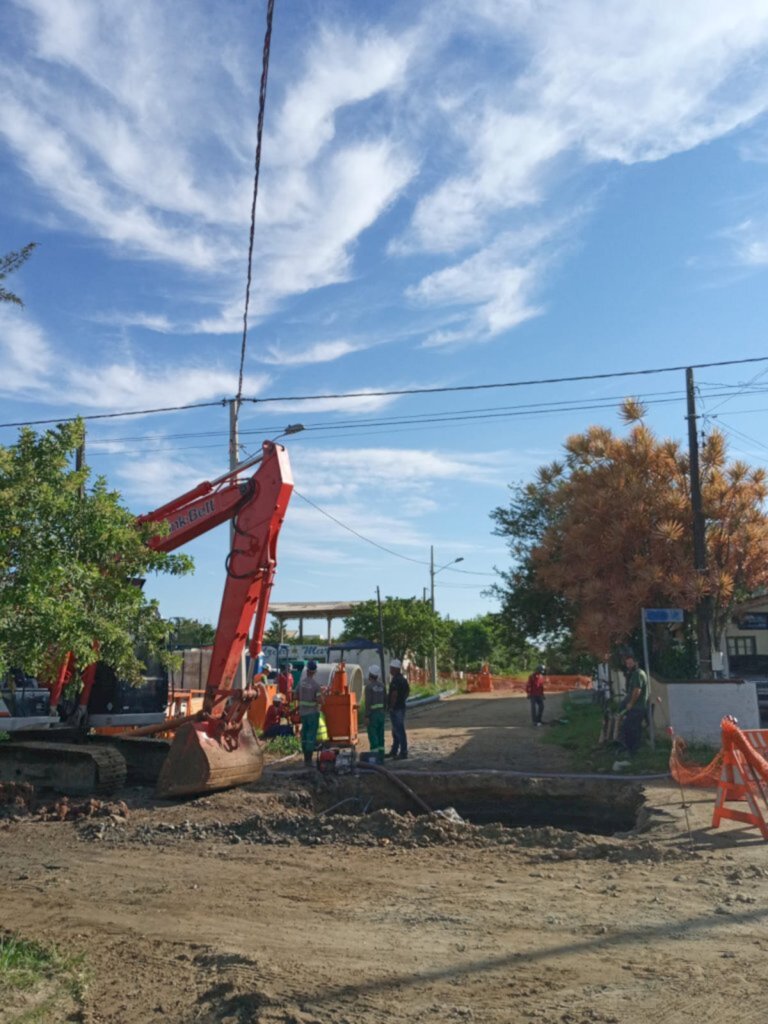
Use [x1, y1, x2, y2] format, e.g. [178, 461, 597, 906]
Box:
[0, 399, 227, 430]
[236, 0, 276, 407]
[4, 354, 768, 432]
[82, 386, 768, 456]
[293, 490, 495, 576]
[241, 354, 768, 405]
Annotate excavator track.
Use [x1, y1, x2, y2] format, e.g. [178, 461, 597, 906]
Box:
[0, 741, 127, 796]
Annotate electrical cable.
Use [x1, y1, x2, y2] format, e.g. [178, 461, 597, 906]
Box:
[292, 489, 495, 576]
[82, 385, 768, 455]
[236, 0, 276, 408]
[3, 354, 768, 431]
[0, 399, 227, 430]
[701, 365, 768, 417]
[239, 354, 768, 405]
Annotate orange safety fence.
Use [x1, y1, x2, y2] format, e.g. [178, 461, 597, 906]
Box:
[669, 736, 723, 788]
[481, 674, 592, 693]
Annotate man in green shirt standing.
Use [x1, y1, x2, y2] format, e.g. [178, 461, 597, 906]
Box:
[620, 652, 649, 756]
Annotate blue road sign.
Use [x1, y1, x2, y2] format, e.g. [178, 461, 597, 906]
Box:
[643, 608, 684, 623]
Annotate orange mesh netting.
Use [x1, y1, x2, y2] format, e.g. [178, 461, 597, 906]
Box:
[669, 736, 723, 788]
[488, 675, 592, 693]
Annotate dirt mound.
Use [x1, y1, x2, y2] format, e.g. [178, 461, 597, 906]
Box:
[74, 803, 692, 862]
[0, 781, 128, 822]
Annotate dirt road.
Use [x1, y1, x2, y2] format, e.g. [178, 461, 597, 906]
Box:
[2, 692, 768, 1024]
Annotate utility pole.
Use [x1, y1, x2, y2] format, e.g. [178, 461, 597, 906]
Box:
[229, 398, 247, 687]
[228, 398, 240, 547]
[376, 586, 387, 683]
[430, 546, 437, 686]
[75, 428, 86, 499]
[686, 367, 713, 678]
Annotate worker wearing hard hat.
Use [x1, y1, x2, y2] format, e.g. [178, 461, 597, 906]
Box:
[298, 660, 323, 766]
[386, 659, 410, 760]
[364, 664, 386, 761]
[261, 693, 293, 739]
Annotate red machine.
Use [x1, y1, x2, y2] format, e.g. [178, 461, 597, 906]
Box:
[0, 440, 294, 799]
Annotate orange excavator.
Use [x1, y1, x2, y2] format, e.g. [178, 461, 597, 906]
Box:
[0, 438, 294, 799]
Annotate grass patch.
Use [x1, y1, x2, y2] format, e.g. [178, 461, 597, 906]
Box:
[0, 931, 86, 1023]
[409, 681, 455, 701]
[543, 697, 681, 774]
[263, 734, 301, 756]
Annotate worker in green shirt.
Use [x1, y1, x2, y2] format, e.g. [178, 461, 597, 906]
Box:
[364, 664, 386, 761]
[620, 652, 648, 756]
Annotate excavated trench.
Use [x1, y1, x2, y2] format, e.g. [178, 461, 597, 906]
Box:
[312, 770, 645, 837]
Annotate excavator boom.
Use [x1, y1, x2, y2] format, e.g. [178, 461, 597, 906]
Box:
[155, 440, 294, 798]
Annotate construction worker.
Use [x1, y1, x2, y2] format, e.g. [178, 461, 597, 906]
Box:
[260, 693, 293, 739]
[277, 662, 293, 700]
[364, 664, 386, 761]
[619, 652, 648, 756]
[298, 660, 323, 766]
[386, 659, 410, 760]
[526, 664, 546, 726]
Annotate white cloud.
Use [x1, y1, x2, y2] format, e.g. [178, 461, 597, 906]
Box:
[0, 306, 54, 393]
[294, 447, 506, 487]
[257, 339, 363, 367]
[254, 391, 400, 415]
[396, 0, 768, 343]
[116, 452, 212, 505]
[0, 308, 269, 410]
[1, 2, 418, 324]
[725, 218, 768, 265]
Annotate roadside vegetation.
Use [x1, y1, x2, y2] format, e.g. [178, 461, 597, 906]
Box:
[543, 696, 715, 775]
[0, 931, 86, 1023]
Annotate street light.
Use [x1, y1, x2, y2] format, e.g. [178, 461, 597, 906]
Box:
[430, 546, 464, 685]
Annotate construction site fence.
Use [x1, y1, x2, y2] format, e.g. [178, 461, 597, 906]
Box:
[463, 673, 592, 694]
[406, 668, 592, 692]
[670, 726, 768, 789]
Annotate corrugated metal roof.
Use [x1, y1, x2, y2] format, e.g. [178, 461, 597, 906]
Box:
[268, 601, 362, 618]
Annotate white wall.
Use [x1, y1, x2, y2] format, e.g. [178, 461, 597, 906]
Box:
[663, 681, 760, 745]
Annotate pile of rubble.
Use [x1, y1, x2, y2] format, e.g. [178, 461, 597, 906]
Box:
[76, 805, 692, 862]
[0, 781, 128, 822]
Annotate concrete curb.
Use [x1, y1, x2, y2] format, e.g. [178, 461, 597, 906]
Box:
[406, 688, 458, 709]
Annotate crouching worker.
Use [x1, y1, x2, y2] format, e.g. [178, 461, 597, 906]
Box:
[260, 693, 294, 740]
[298, 660, 323, 766]
[364, 664, 386, 760]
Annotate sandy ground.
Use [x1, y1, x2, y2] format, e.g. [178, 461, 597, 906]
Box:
[2, 692, 768, 1024]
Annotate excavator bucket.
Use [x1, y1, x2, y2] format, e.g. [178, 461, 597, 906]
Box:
[155, 720, 264, 799]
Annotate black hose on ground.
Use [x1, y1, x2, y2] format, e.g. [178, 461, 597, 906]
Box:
[357, 762, 432, 815]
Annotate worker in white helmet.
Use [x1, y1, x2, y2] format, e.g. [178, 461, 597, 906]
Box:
[386, 658, 410, 759]
[364, 664, 386, 761]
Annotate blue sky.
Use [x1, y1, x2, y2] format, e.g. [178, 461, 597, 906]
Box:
[3, 0, 768, 630]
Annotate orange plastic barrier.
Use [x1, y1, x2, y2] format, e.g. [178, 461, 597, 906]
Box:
[712, 718, 768, 840]
[669, 737, 723, 789]
[467, 664, 493, 693]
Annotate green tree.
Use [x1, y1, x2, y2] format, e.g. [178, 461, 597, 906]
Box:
[168, 617, 215, 647]
[0, 421, 193, 683]
[450, 615, 495, 670]
[490, 467, 581, 660]
[341, 597, 449, 663]
[1, 243, 37, 306]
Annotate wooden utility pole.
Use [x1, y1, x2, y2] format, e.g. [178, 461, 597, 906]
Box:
[376, 586, 387, 682]
[229, 398, 247, 686]
[75, 429, 86, 499]
[686, 367, 713, 678]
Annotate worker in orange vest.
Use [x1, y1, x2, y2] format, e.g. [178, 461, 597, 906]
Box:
[525, 665, 546, 727]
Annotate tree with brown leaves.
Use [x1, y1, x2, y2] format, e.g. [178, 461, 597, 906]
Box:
[493, 400, 768, 666]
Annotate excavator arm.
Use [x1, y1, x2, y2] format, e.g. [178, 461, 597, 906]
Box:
[148, 440, 294, 797]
